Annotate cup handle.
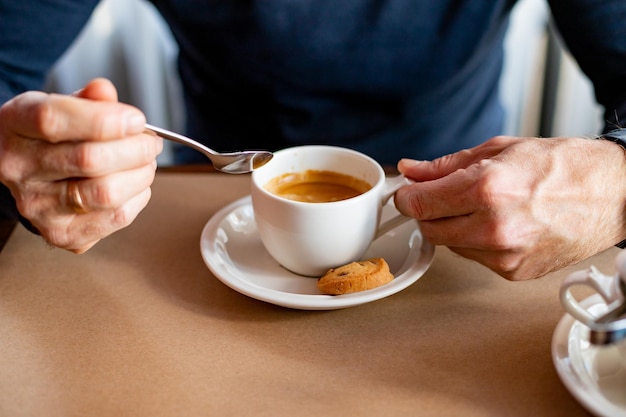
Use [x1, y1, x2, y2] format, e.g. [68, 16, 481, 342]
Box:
[559, 265, 624, 326]
[376, 215, 412, 239]
[381, 174, 413, 204]
[375, 175, 414, 239]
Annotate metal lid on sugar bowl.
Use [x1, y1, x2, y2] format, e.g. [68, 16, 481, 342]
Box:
[560, 251, 626, 346]
[588, 279, 626, 345]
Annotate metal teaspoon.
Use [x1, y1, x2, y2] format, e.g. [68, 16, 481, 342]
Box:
[144, 124, 273, 174]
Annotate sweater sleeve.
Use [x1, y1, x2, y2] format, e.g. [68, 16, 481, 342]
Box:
[548, 0, 626, 132]
[0, 0, 100, 105]
[0, 0, 100, 221]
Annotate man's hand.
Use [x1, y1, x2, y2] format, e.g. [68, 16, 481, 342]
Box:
[394, 136, 626, 280]
[0, 78, 163, 253]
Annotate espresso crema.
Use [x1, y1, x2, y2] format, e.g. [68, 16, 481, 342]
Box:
[264, 170, 372, 203]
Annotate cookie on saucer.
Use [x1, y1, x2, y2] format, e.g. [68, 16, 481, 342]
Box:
[317, 258, 394, 295]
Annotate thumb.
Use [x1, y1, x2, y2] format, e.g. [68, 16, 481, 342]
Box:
[72, 78, 119, 102]
[398, 137, 517, 181]
[396, 157, 458, 182]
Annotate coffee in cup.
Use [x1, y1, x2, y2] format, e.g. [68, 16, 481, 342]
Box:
[251, 145, 411, 277]
[263, 170, 372, 203]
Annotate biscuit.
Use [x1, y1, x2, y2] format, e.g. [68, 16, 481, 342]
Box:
[317, 258, 394, 295]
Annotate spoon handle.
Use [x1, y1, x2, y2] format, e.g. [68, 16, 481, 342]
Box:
[144, 124, 216, 157]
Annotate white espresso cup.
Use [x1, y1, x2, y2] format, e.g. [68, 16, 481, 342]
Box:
[251, 145, 412, 277]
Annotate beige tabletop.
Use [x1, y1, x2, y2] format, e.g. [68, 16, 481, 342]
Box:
[0, 171, 613, 417]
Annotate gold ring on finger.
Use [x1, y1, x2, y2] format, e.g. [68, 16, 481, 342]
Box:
[67, 180, 88, 214]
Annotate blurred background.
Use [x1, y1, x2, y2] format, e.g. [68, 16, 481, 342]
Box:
[45, 0, 604, 166]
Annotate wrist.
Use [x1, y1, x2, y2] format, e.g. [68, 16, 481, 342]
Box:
[598, 128, 626, 149]
[597, 128, 626, 248]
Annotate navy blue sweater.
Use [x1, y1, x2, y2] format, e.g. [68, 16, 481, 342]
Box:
[1, 0, 626, 219]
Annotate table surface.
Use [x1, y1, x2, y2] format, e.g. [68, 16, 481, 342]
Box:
[0, 171, 613, 417]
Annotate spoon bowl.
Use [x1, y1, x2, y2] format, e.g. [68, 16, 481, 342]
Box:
[144, 124, 273, 174]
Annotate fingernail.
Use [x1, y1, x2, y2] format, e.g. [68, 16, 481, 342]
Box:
[399, 158, 424, 165]
[397, 158, 423, 172]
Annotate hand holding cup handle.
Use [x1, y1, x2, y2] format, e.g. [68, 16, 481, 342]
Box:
[375, 174, 414, 239]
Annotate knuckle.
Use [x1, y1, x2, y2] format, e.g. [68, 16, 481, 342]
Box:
[473, 164, 508, 207]
[406, 193, 430, 219]
[69, 142, 103, 174]
[0, 157, 19, 182]
[90, 181, 118, 207]
[482, 217, 517, 251]
[33, 100, 64, 140]
[0, 138, 25, 183]
[486, 135, 514, 147]
[489, 226, 513, 251]
[43, 220, 103, 252]
[477, 234, 543, 281]
[111, 206, 133, 228]
[38, 225, 72, 249]
[494, 256, 521, 278]
[16, 196, 39, 220]
[480, 252, 523, 281]
[496, 263, 536, 281]
[109, 201, 143, 232]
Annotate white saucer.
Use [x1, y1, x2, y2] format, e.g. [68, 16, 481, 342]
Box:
[200, 196, 434, 310]
[552, 294, 626, 417]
